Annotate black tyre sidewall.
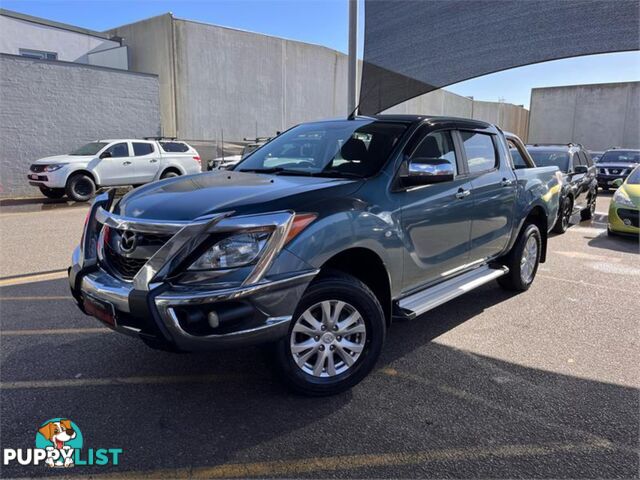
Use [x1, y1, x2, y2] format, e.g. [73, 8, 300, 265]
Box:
[160, 171, 179, 179]
[552, 196, 571, 233]
[581, 190, 597, 220]
[499, 223, 542, 292]
[66, 174, 95, 202]
[275, 273, 386, 396]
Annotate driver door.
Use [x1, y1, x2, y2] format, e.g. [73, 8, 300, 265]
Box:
[398, 129, 475, 293]
[95, 142, 135, 186]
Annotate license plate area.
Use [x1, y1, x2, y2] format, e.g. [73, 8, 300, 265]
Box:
[83, 294, 117, 327]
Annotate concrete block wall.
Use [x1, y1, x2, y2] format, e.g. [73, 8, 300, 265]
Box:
[0, 54, 160, 197]
[529, 82, 640, 151]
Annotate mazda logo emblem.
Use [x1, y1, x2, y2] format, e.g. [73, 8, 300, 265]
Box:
[119, 231, 138, 253]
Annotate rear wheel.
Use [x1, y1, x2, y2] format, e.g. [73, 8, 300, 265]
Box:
[160, 170, 180, 179]
[552, 196, 572, 233]
[65, 174, 96, 202]
[275, 272, 386, 396]
[498, 223, 542, 292]
[39, 186, 65, 199]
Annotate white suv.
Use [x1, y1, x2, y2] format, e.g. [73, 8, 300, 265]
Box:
[27, 139, 202, 201]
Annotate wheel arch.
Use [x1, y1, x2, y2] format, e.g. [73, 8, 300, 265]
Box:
[319, 247, 392, 326]
[522, 205, 548, 263]
[158, 165, 184, 179]
[66, 168, 98, 186]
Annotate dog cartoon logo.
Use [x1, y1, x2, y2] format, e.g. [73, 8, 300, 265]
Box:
[35, 418, 83, 468]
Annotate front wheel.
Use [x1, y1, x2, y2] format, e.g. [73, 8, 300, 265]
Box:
[65, 174, 96, 202]
[498, 223, 542, 292]
[39, 186, 65, 199]
[275, 272, 386, 396]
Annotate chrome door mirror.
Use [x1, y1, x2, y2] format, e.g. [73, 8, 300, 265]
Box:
[573, 165, 588, 174]
[403, 157, 454, 186]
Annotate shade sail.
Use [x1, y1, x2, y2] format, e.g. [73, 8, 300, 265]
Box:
[360, 0, 640, 115]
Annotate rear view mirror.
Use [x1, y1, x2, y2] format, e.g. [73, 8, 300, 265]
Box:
[99, 151, 112, 159]
[402, 157, 454, 186]
[573, 165, 588, 174]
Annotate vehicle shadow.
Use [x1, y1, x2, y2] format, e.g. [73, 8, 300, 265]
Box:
[1, 279, 638, 478]
[587, 231, 639, 253]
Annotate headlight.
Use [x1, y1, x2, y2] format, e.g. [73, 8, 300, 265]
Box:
[189, 232, 270, 270]
[613, 189, 636, 208]
[44, 164, 67, 172]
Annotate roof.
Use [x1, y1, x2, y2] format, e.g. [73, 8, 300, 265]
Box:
[0, 8, 114, 41]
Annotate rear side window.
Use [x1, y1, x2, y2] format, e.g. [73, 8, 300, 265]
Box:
[460, 131, 497, 174]
[133, 142, 154, 156]
[159, 141, 189, 153]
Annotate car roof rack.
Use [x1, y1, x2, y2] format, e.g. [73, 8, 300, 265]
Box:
[243, 136, 272, 143]
[528, 142, 578, 148]
[143, 136, 178, 141]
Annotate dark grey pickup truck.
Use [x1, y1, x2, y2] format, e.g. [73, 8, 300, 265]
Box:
[69, 115, 560, 395]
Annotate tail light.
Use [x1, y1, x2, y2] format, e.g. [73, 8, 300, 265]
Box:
[193, 156, 201, 163]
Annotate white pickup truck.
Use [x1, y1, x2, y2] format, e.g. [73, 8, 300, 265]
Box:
[27, 138, 202, 201]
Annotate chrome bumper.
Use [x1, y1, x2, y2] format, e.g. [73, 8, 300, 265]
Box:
[69, 191, 318, 351]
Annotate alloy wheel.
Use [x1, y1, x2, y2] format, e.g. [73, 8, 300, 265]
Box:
[520, 235, 538, 284]
[290, 300, 367, 378]
[561, 199, 571, 230]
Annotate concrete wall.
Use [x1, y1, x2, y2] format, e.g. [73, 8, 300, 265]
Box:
[0, 13, 125, 69]
[0, 54, 160, 197]
[529, 82, 640, 151]
[384, 90, 529, 140]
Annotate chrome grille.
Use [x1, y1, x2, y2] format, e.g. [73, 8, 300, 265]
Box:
[30, 164, 46, 173]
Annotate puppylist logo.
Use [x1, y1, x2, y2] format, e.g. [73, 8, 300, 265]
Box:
[3, 418, 122, 468]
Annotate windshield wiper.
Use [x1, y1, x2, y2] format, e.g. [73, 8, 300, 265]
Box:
[313, 169, 365, 179]
[238, 167, 285, 174]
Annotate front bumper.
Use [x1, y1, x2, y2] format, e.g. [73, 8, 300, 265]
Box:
[608, 203, 639, 236]
[597, 174, 628, 187]
[27, 168, 68, 189]
[69, 192, 317, 351]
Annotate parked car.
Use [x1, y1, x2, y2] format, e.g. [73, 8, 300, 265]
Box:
[207, 137, 272, 170]
[69, 115, 560, 395]
[27, 138, 201, 202]
[524, 144, 597, 233]
[596, 148, 640, 191]
[608, 165, 640, 237]
[589, 151, 604, 163]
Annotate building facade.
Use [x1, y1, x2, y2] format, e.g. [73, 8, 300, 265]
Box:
[528, 82, 640, 151]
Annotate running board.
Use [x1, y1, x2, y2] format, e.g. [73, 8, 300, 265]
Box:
[397, 265, 509, 319]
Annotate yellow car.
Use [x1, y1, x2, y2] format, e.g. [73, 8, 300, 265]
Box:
[608, 165, 640, 238]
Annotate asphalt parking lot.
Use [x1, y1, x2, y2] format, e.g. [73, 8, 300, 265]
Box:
[0, 194, 638, 478]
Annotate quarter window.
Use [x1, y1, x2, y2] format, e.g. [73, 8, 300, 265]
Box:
[105, 143, 129, 158]
[460, 131, 497, 174]
[410, 130, 457, 174]
[133, 142, 154, 156]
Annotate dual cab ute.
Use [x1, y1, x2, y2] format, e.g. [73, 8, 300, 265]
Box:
[69, 115, 560, 395]
[28, 138, 201, 201]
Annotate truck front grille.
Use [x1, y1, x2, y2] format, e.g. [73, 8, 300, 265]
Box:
[102, 229, 171, 280]
[30, 164, 46, 173]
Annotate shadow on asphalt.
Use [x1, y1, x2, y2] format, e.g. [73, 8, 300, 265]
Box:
[1, 279, 638, 477]
[586, 232, 639, 254]
[0, 196, 88, 213]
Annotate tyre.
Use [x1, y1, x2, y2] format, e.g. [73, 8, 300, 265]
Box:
[580, 191, 597, 221]
[65, 174, 96, 202]
[552, 196, 572, 233]
[275, 272, 386, 396]
[39, 186, 65, 199]
[160, 170, 180, 179]
[498, 223, 542, 292]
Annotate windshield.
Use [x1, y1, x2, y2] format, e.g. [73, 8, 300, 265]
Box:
[598, 150, 640, 164]
[529, 150, 570, 172]
[626, 166, 640, 185]
[70, 142, 108, 156]
[234, 120, 409, 178]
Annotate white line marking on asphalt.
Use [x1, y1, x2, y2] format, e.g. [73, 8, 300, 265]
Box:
[1, 328, 110, 336]
[0, 373, 249, 390]
[556, 251, 620, 261]
[537, 274, 637, 293]
[0, 270, 68, 287]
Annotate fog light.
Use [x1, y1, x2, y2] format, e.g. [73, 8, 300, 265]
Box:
[207, 311, 220, 329]
[623, 219, 631, 226]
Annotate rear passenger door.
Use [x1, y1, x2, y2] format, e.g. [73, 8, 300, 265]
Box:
[461, 130, 517, 265]
[132, 141, 161, 183]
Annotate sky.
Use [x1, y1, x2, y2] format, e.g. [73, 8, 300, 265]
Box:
[3, 0, 639, 107]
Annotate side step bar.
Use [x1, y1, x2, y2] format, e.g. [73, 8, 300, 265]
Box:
[397, 265, 509, 319]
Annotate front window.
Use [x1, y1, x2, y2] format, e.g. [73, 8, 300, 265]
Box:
[626, 166, 640, 185]
[235, 120, 408, 178]
[599, 150, 640, 164]
[70, 142, 108, 156]
[529, 150, 570, 172]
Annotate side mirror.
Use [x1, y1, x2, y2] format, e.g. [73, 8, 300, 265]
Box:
[99, 151, 112, 159]
[612, 178, 624, 188]
[573, 165, 588, 174]
[402, 157, 454, 186]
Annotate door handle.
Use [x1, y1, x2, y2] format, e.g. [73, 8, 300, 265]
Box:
[501, 178, 515, 187]
[123, 161, 132, 166]
[149, 159, 158, 163]
[455, 188, 471, 199]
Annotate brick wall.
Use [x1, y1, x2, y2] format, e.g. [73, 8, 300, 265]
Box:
[0, 54, 160, 197]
